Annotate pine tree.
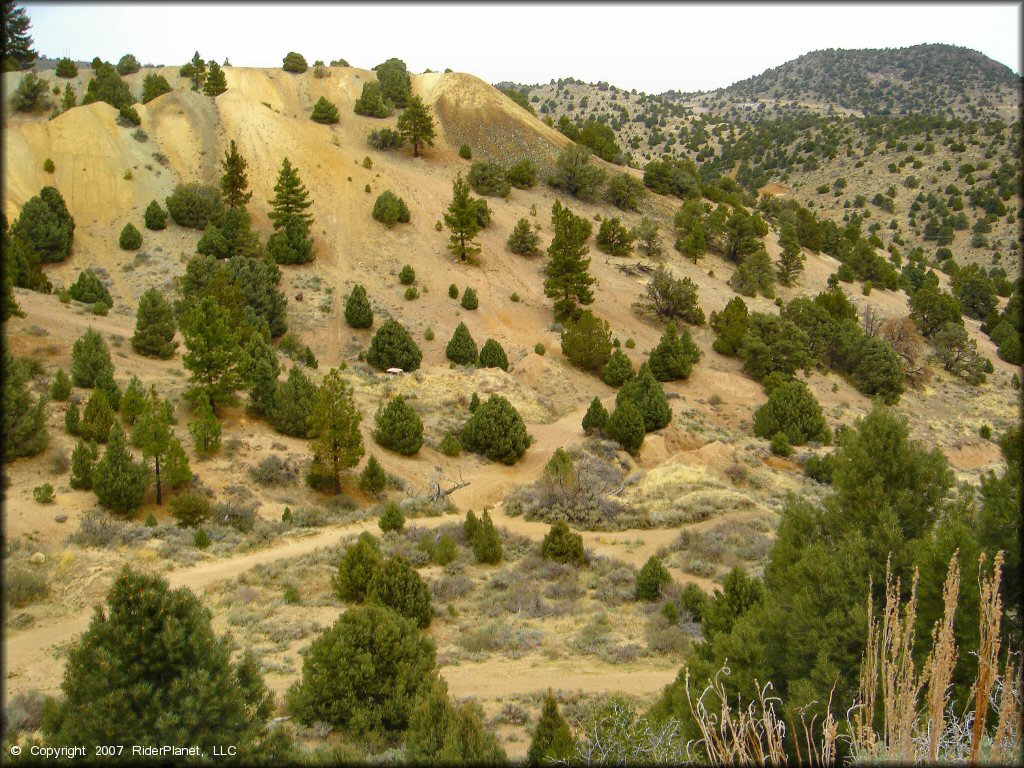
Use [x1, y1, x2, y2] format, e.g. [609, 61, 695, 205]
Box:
[373, 395, 423, 456]
[241, 333, 279, 418]
[776, 223, 805, 286]
[310, 96, 340, 124]
[269, 366, 316, 438]
[69, 439, 99, 490]
[95, 368, 121, 412]
[616, 363, 671, 432]
[446, 322, 478, 365]
[462, 510, 481, 543]
[132, 288, 178, 358]
[582, 396, 608, 434]
[60, 82, 76, 112]
[332, 532, 382, 602]
[2, 1, 38, 71]
[359, 455, 386, 495]
[143, 200, 167, 230]
[132, 387, 189, 505]
[406, 677, 507, 764]
[710, 296, 749, 356]
[181, 294, 244, 415]
[267, 157, 314, 264]
[478, 339, 509, 371]
[202, 60, 227, 96]
[181, 51, 206, 91]
[605, 401, 645, 453]
[353, 80, 390, 117]
[141, 73, 170, 104]
[344, 284, 373, 329]
[462, 395, 530, 465]
[396, 95, 435, 157]
[365, 318, 422, 371]
[527, 690, 575, 765]
[595, 216, 636, 256]
[444, 174, 482, 263]
[309, 369, 363, 495]
[91, 423, 149, 516]
[472, 510, 503, 564]
[635, 556, 671, 600]
[65, 400, 81, 436]
[80, 389, 115, 443]
[220, 140, 252, 209]
[11, 186, 75, 264]
[50, 368, 71, 401]
[507, 217, 541, 256]
[366, 555, 431, 627]
[561, 310, 612, 372]
[648, 322, 702, 381]
[544, 200, 595, 322]
[2, 353, 48, 460]
[71, 328, 114, 387]
[119, 376, 146, 425]
[635, 216, 664, 260]
[189, 400, 221, 456]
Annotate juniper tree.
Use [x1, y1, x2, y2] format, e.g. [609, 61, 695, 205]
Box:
[220, 139, 252, 209]
[647, 266, 705, 325]
[462, 395, 530, 465]
[373, 58, 411, 107]
[446, 322, 478, 365]
[309, 368, 364, 495]
[141, 73, 171, 103]
[582, 396, 608, 434]
[365, 318, 422, 371]
[69, 439, 99, 490]
[353, 80, 390, 117]
[396, 95, 435, 157]
[601, 348, 635, 386]
[344, 284, 373, 328]
[50, 368, 71, 401]
[406, 677, 507, 764]
[507, 217, 541, 256]
[60, 82, 76, 112]
[332, 532, 382, 602]
[143, 200, 167, 230]
[181, 294, 245, 415]
[616, 363, 671, 432]
[366, 556, 432, 628]
[648, 322, 702, 381]
[68, 269, 112, 306]
[595, 216, 636, 257]
[65, 400, 81, 436]
[91, 423, 149, 516]
[80, 388, 115, 443]
[544, 200, 594, 322]
[70, 329, 113, 384]
[444, 174, 482, 262]
[478, 339, 509, 371]
[776, 222, 805, 286]
[202, 60, 227, 96]
[241, 332, 279, 418]
[548, 145, 606, 201]
[2, 353, 48, 460]
[269, 366, 317, 438]
[729, 247, 776, 298]
[373, 395, 423, 456]
[10, 185, 75, 264]
[359, 455, 386, 496]
[635, 216, 664, 259]
[310, 96, 340, 124]
[527, 690, 576, 765]
[560, 310, 612, 372]
[472, 510, 503, 564]
[710, 296, 749, 356]
[605, 400, 645, 453]
[118, 376, 147, 426]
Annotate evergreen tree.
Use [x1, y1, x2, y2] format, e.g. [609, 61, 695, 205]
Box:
[10, 186, 75, 264]
[374, 58, 411, 107]
[2, 1, 38, 71]
[616, 363, 671, 432]
[730, 247, 776, 298]
[396, 95, 435, 157]
[165, 183, 224, 229]
[548, 145, 606, 200]
[507, 217, 541, 256]
[143, 200, 167, 230]
[366, 556, 432, 628]
[776, 223, 805, 286]
[359, 455, 386, 496]
[647, 265, 705, 325]
[64, 400, 81, 436]
[131, 289, 177, 359]
[379, 501, 406, 532]
[95, 368, 121, 412]
[601, 348, 635, 386]
[332, 532, 382, 602]
[188, 400, 221, 456]
[269, 366, 316, 438]
[201, 60, 227, 96]
[635, 556, 671, 601]
[635, 216, 664, 259]
[141, 73, 171, 104]
[344, 284, 373, 329]
[180, 51, 206, 90]
[541, 520, 585, 565]
[181, 294, 244, 415]
[118, 376, 146, 426]
[406, 677, 507, 764]
[462, 395, 530, 465]
[478, 339, 509, 371]
[2, 353, 48, 460]
[560, 310, 612, 372]
[80, 389, 115, 443]
[606, 400, 645, 453]
[226, 254, 287, 336]
[582, 396, 608, 434]
[649, 322, 701, 381]
[59, 82, 76, 112]
[753, 380, 829, 446]
[444, 174, 482, 262]
[353, 80, 390, 117]
[373, 395, 423, 455]
[544, 200, 595, 321]
[91, 423, 149, 516]
[472, 510, 503, 564]
[241, 332, 279, 418]
[462, 510, 481, 544]
[82, 62, 134, 110]
[309, 368, 364, 495]
[460, 287, 479, 310]
[50, 368, 72, 401]
[132, 387, 189, 505]
[68, 269, 112, 306]
[527, 690, 576, 765]
[595, 216, 636, 256]
[365, 318, 422, 371]
[69, 439, 99, 490]
[43, 567, 280, 758]
[446, 321, 478, 365]
[710, 296, 749, 356]
[310, 96, 340, 124]
[267, 157, 314, 264]
[281, 51, 308, 73]
[220, 139, 252, 209]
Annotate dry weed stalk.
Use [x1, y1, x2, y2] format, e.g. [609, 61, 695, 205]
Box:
[968, 551, 1003, 764]
[923, 550, 960, 763]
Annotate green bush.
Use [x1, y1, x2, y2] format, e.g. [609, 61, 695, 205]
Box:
[268, 366, 316, 438]
[50, 368, 72, 401]
[460, 287, 478, 310]
[373, 396, 423, 455]
[605, 401, 645, 453]
[366, 318, 422, 371]
[601, 349, 634, 387]
[440, 433, 461, 456]
[507, 158, 538, 189]
[353, 81, 390, 117]
[446, 322, 478, 365]
[43, 158, 55, 173]
[368, 128, 404, 151]
[10, 72, 49, 112]
[534, 343, 546, 355]
[472, 511, 503, 564]
[448, 283, 459, 299]
[142, 73, 172, 104]
[468, 162, 511, 197]
[68, 269, 112, 306]
[80, 389, 115, 443]
[478, 339, 509, 371]
[399, 264, 416, 284]
[507, 217, 541, 256]
[561, 310, 612, 372]
[461, 395, 530, 465]
[434, 534, 458, 565]
[527, 691, 576, 764]
[752, 380, 829, 446]
[373, 191, 411, 226]
[55, 57, 79, 78]
[144, 200, 168, 230]
[379, 501, 405, 533]
[366, 555, 432, 628]
[10, 186, 75, 264]
[332, 533, 382, 602]
[92, 424, 149, 517]
[165, 183, 223, 229]
[282, 52, 308, 73]
[359, 455, 387, 495]
[770, 431, 793, 457]
[193, 528, 210, 548]
[648, 322, 701, 381]
[170, 490, 211, 528]
[118, 222, 142, 250]
[582, 396, 608, 434]
[116, 53, 140, 75]
[344, 284, 373, 329]
[404, 286, 419, 301]
[458, 144, 472, 160]
[635, 556, 671, 601]
[310, 96, 340, 124]
[541, 520, 585, 565]
[616, 363, 671, 432]
[286, 604, 436, 735]
[33, 483, 55, 503]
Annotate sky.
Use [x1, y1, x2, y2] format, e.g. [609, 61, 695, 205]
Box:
[23, 2, 1023, 94]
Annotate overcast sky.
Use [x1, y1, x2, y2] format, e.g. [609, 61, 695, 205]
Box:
[23, 2, 1022, 93]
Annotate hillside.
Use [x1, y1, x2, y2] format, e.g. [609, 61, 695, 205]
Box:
[2, 54, 1020, 762]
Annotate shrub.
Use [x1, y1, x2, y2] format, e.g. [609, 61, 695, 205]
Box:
[379, 501, 405, 533]
[649, 323, 701, 381]
[458, 144, 472, 160]
[332, 533, 383, 602]
[472, 511, 503, 564]
[68, 269, 112, 306]
[117, 105, 141, 127]
[366, 555, 432, 628]
[595, 217, 636, 256]
[601, 349, 634, 387]
[469, 393, 480, 413]
[359, 455, 387, 495]
[373, 191, 411, 226]
[353, 81, 390, 117]
[582, 396, 609, 434]
[282, 52, 308, 73]
[468, 162, 511, 197]
[143, 200, 167, 230]
[605, 401, 645, 453]
[541, 520, 585, 565]
[43, 158, 55, 173]
[10, 185, 75, 265]
[770, 431, 793, 457]
[115, 53, 140, 75]
[440, 433, 461, 456]
[446, 322, 478, 365]
[753, 380, 828, 445]
[92, 425, 149, 517]
[616, 363, 671, 432]
[286, 605, 436, 735]
[399, 264, 416, 285]
[55, 57, 79, 78]
[528, 691, 576, 764]
[142, 73, 172, 103]
[478, 339, 509, 371]
[344, 284, 373, 329]
[366, 318, 422, 371]
[118, 222, 142, 250]
[548, 145, 606, 200]
[165, 183, 223, 229]
[507, 217, 541, 256]
[648, 266, 705, 325]
[561, 310, 612, 372]
[448, 283, 459, 299]
[6, 565, 49, 608]
[193, 528, 210, 548]
[461, 395, 530, 465]
[507, 158, 538, 189]
[33, 483, 55, 503]
[460, 287, 478, 310]
[10, 72, 49, 112]
[50, 368, 72, 401]
[310, 96, 340, 124]
[80, 389, 115, 443]
[373, 396, 423, 455]
[635, 556, 671, 601]
[424, 327, 434, 340]
[368, 128, 404, 151]
[606, 173, 646, 211]
[170, 490, 211, 527]
[535, 343, 546, 355]
[71, 329, 114, 387]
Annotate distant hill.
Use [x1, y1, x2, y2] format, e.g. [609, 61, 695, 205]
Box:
[690, 44, 1021, 120]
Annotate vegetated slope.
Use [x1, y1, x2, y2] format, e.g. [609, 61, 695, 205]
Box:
[701, 44, 1022, 120]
